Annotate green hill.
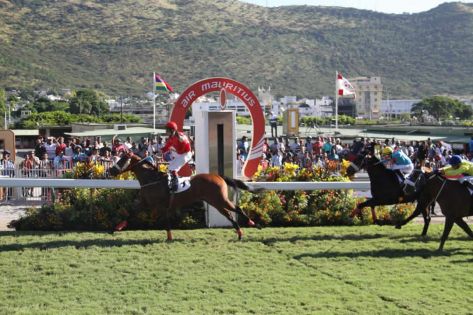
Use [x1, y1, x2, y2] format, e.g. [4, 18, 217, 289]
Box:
[0, 0, 472, 98]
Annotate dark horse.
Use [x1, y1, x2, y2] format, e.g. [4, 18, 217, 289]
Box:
[346, 149, 430, 232]
[395, 172, 473, 250]
[109, 152, 259, 241]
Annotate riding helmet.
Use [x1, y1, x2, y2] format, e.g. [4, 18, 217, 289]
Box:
[166, 121, 178, 131]
[449, 155, 462, 166]
[382, 147, 393, 155]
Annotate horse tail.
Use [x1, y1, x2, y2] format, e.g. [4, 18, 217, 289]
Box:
[222, 176, 263, 193]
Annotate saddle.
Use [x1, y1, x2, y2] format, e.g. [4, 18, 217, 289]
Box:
[168, 175, 191, 193]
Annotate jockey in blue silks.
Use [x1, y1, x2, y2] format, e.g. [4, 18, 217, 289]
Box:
[382, 146, 414, 184]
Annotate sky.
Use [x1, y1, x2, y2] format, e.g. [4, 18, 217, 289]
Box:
[241, 0, 473, 14]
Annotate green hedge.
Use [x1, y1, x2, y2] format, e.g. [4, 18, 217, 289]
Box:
[10, 162, 413, 231]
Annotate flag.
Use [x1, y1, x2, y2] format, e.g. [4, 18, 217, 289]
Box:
[336, 72, 356, 98]
[154, 73, 173, 93]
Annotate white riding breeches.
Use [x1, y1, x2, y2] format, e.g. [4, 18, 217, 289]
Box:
[168, 151, 193, 172]
[391, 163, 414, 176]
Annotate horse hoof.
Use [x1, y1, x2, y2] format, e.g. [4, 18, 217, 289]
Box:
[114, 220, 128, 232]
[247, 219, 256, 227]
[395, 225, 402, 229]
[236, 229, 243, 240]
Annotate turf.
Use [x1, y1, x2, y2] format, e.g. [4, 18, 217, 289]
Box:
[0, 224, 472, 314]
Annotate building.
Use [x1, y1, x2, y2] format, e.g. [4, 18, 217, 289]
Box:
[315, 96, 333, 117]
[380, 99, 421, 118]
[349, 76, 383, 119]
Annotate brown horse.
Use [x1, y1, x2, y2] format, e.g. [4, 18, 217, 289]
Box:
[396, 172, 473, 251]
[109, 152, 259, 241]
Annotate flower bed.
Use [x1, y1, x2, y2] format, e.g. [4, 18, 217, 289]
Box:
[240, 162, 413, 227]
[10, 161, 413, 231]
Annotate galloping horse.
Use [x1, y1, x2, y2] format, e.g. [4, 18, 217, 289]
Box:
[109, 152, 259, 241]
[346, 149, 430, 231]
[395, 172, 473, 250]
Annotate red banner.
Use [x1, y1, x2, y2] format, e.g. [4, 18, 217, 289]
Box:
[170, 77, 265, 178]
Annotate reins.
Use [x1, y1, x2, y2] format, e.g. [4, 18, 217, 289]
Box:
[120, 155, 164, 189]
[424, 174, 447, 209]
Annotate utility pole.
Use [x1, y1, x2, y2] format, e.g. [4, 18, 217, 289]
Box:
[120, 96, 123, 123]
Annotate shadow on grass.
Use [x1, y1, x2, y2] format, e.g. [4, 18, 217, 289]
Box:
[254, 233, 387, 246]
[293, 248, 463, 260]
[0, 232, 181, 252]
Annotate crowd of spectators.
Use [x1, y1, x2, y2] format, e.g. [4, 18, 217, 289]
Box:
[0, 132, 471, 200]
[236, 135, 472, 172]
[0, 134, 183, 200]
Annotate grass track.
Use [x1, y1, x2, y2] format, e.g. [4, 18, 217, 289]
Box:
[1, 224, 472, 314]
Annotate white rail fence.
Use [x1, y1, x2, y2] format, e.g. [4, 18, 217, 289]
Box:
[0, 178, 370, 196]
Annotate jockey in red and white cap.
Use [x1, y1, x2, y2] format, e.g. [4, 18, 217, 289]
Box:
[162, 121, 192, 192]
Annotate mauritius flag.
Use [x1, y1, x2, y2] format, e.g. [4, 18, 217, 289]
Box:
[154, 73, 174, 93]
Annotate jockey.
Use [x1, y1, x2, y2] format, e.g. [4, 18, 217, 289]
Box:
[162, 121, 192, 192]
[381, 146, 414, 183]
[440, 155, 473, 186]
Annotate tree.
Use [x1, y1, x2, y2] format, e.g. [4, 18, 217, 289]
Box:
[411, 96, 472, 120]
[69, 89, 109, 115]
[34, 97, 70, 112]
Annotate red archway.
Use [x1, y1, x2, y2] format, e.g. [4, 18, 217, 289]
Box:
[170, 77, 265, 178]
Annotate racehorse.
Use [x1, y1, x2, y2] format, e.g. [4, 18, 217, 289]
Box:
[395, 172, 473, 251]
[346, 149, 430, 231]
[109, 152, 259, 241]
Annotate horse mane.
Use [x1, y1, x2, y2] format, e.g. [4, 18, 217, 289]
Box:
[128, 154, 167, 179]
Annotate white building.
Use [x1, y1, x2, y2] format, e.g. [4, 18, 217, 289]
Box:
[380, 99, 420, 117]
[316, 96, 333, 117]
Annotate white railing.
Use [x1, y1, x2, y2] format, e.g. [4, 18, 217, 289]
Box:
[0, 178, 370, 190]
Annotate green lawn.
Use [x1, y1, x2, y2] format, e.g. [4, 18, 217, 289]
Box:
[1, 224, 472, 315]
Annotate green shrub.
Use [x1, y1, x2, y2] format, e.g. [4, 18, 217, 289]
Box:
[240, 163, 413, 227]
[10, 162, 413, 230]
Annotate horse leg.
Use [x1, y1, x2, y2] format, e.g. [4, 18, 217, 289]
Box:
[453, 217, 473, 238]
[350, 204, 362, 218]
[165, 208, 173, 241]
[395, 202, 425, 230]
[438, 216, 455, 251]
[220, 210, 243, 240]
[350, 199, 369, 219]
[370, 206, 379, 225]
[420, 207, 431, 236]
[210, 202, 244, 240]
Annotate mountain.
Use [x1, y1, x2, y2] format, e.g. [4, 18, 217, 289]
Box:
[0, 0, 472, 99]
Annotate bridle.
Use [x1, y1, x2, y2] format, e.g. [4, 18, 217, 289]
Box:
[110, 154, 133, 174]
[349, 153, 381, 173]
[110, 152, 164, 189]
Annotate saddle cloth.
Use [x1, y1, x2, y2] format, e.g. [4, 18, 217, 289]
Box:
[458, 176, 473, 195]
[168, 175, 191, 193]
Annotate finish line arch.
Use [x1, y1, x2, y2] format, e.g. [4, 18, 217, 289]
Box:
[170, 77, 265, 178]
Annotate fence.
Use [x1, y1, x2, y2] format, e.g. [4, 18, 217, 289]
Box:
[0, 160, 115, 203]
[0, 177, 371, 204]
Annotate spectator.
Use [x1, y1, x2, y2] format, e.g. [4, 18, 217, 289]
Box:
[55, 137, 67, 157]
[72, 146, 87, 163]
[237, 136, 249, 161]
[34, 137, 46, 159]
[270, 137, 285, 167]
[44, 137, 57, 162]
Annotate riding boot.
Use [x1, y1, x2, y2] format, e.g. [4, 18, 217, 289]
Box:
[169, 171, 178, 192]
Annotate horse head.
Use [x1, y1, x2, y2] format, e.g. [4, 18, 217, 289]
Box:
[403, 167, 430, 196]
[346, 147, 382, 177]
[109, 151, 141, 176]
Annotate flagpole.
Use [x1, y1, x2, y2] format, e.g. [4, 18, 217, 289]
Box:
[153, 72, 156, 131]
[335, 71, 338, 130]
